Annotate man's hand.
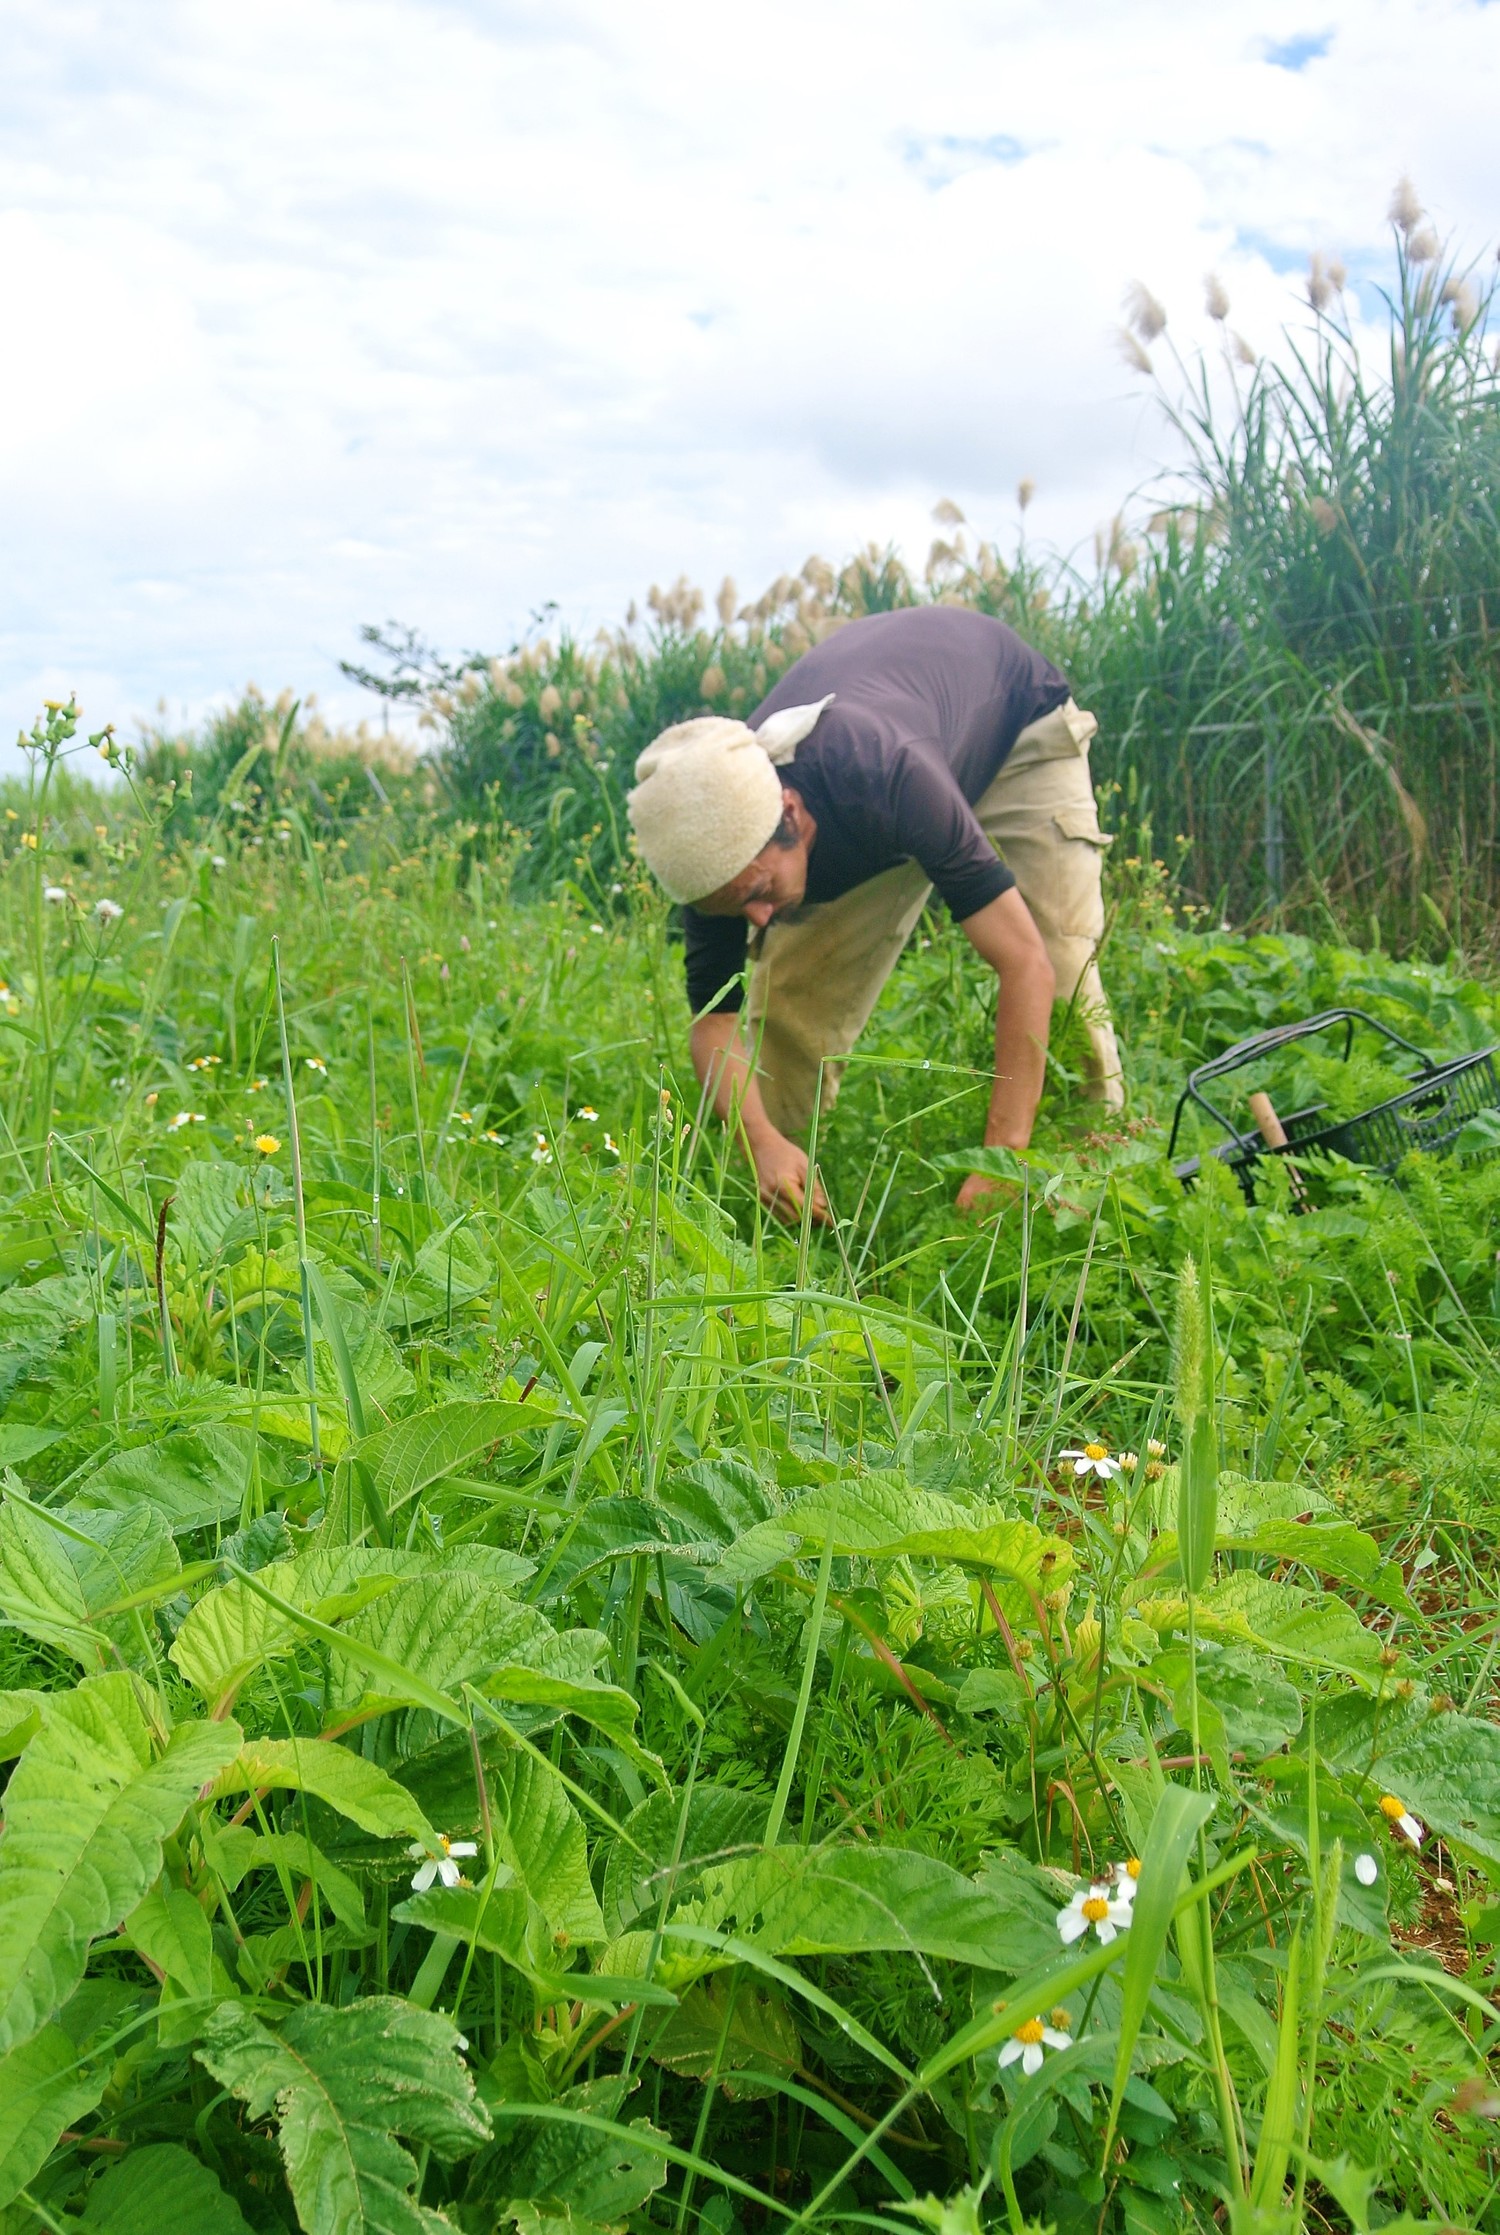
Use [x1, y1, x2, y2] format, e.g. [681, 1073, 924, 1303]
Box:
[752, 1131, 831, 1225]
[955, 1171, 1019, 1219]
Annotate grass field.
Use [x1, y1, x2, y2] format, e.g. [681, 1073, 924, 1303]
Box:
[1, 697, 1500, 2232]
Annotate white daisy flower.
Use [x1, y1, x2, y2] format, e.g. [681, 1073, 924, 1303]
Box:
[1379, 1794, 1424, 1848]
[93, 897, 123, 922]
[1113, 1858, 1142, 1903]
[530, 1133, 552, 1165]
[576, 1106, 599, 1122]
[407, 1833, 478, 1892]
[603, 1132, 620, 1155]
[998, 2014, 1071, 2077]
[1057, 1880, 1133, 1946]
[1060, 1442, 1121, 1482]
[1354, 1852, 1380, 1886]
[589, 923, 605, 935]
[166, 1110, 206, 1131]
[304, 1055, 328, 1075]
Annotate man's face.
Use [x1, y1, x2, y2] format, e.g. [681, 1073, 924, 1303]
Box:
[692, 793, 811, 928]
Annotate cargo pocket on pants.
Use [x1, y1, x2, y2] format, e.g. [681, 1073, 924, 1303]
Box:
[1048, 803, 1113, 942]
[1051, 803, 1114, 849]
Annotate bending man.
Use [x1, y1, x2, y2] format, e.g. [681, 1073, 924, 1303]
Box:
[626, 604, 1122, 1222]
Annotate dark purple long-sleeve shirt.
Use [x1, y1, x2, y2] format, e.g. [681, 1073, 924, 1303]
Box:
[684, 605, 1072, 1014]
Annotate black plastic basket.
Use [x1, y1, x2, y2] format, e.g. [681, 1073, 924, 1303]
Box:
[1168, 1007, 1500, 1202]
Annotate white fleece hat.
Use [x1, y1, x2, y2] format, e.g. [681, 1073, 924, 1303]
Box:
[627, 695, 835, 903]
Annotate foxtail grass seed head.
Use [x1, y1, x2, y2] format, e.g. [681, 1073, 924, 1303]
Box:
[1389, 175, 1423, 234]
[1232, 331, 1257, 369]
[1328, 256, 1348, 292]
[1017, 477, 1036, 512]
[1172, 1256, 1205, 1427]
[1407, 225, 1440, 266]
[1124, 280, 1167, 342]
[1115, 327, 1152, 375]
[715, 576, 738, 626]
[1204, 272, 1230, 322]
[1307, 253, 1334, 313]
[931, 497, 966, 527]
[699, 664, 725, 701]
[1309, 495, 1339, 536]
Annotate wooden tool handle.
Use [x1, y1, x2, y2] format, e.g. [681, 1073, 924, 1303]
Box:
[1247, 1091, 1289, 1149]
[1248, 1089, 1310, 1207]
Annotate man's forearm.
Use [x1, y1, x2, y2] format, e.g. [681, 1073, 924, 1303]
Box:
[985, 971, 1053, 1148]
[959, 888, 1056, 1153]
[690, 1013, 777, 1147]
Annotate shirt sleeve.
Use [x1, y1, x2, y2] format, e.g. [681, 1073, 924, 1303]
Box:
[683, 908, 750, 1015]
[885, 744, 1016, 921]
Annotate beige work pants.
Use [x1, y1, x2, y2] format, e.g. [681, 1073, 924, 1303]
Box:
[742, 698, 1123, 1136]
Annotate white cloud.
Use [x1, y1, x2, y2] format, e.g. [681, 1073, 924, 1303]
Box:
[1, 0, 1494, 756]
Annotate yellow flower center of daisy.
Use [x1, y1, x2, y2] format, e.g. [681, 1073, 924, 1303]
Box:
[1124, 1857, 1141, 1879]
[437, 1835, 454, 1854]
[1084, 1443, 1107, 1461]
[1378, 1795, 1406, 1821]
[1082, 1895, 1110, 1922]
[1014, 2018, 1045, 2044]
[1048, 2008, 1072, 2032]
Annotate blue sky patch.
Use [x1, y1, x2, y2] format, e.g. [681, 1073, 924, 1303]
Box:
[1264, 30, 1332, 68]
[902, 132, 1031, 187]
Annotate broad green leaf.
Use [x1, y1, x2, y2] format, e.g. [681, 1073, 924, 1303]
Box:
[0, 1691, 45, 1760]
[1150, 1646, 1304, 1765]
[1361, 1707, 1500, 1868]
[170, 1158, 251, 1258]
[533, 1496, 717, 1601]
[211, 1736, 434, 1843]
[466, 2078, 667, 2224]
[209, 1828, 368, 1933]
[122, 1884, 219, 2001]
[1248, 1763, 1389, 1938]
[80, 2140, 255, 2232]
[324, 1574, 555, 1718]
[358, 1399, 558, 1515]
[0, 1677, 242, 2052]
[0, 1495, 100, 1667]
[196, 1996, 489, 2235]
[493, 1754, 605, 1946]
[1131, 1570, 1388, 1683]
[70, 1426, 252, 1534]
[602, 1784, 767, 1939]
[1150, 1518, 1415, 1615]
[646, 1973, 800, 2097]
[0, 2020, 113, 2210]
[695, 1844, 1060, 1971]
[172, 1547, 532, 1710]
[0, 1495, 181, 1669]
[715, 1473, 1070, 1594]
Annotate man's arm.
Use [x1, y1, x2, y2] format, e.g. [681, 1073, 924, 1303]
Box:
[954, 887, 1055, 1213]
[690, 1012, 831, 1225]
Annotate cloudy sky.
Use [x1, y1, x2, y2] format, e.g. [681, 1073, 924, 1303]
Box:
[2, 0, 1495, 753]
